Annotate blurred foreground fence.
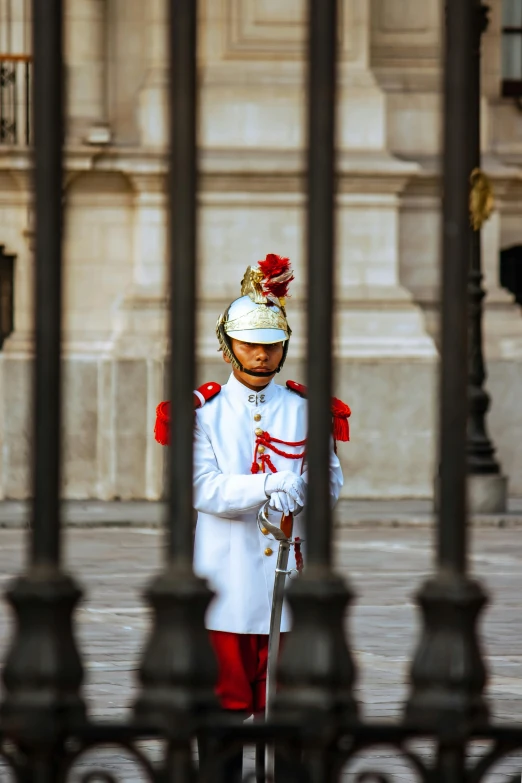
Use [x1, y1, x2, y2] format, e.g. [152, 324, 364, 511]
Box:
[1, 1, 522, 781]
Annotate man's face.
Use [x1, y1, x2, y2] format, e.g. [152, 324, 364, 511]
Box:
[225, 338, 284, 389]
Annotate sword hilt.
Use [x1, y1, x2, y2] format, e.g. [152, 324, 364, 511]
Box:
[257, 500, 303, 544]
[280, 512, 293, 538]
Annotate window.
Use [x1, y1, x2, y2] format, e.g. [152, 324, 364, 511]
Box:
[502, 0, 522, 96]
[0, 245, 14, 349]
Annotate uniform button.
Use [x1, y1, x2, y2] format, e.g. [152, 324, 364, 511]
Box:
[264, 547, 273, 556]
[255, 428, 263, 436]
[261, 527, 269, 535]
[258, 445, 265, 453]
[258, 462, 264, 471]
[254, 413, 262, 421]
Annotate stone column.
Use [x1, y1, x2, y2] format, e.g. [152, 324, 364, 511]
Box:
[138, 0, 168, 147]
[65, 0, 111, 143]
[107, 172, 168, 501]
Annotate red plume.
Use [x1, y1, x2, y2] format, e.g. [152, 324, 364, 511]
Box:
[258, 253, 294, 301]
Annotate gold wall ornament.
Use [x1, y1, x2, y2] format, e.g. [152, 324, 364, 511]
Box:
[469, 168, 494, 231]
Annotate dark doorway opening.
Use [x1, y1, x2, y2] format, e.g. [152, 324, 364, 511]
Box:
[0, 245, 14, 349]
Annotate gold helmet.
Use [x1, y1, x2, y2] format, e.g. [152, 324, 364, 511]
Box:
[216, 254, 293, 376]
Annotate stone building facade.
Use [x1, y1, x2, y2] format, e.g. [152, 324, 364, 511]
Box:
[0, 0, 521, 501]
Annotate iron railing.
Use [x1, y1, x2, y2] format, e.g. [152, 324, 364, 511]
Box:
[0, 54, 32, 145]
[1, 0, 522, 781]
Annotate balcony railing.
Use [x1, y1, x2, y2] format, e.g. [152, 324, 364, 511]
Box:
[0, 54, 32, 146]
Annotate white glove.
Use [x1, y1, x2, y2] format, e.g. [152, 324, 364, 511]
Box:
[268, 490, 295, 516]
[265, 471, 306, 516]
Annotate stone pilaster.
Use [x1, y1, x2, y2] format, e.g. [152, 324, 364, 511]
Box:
[65, 0, 111, 144]
[370, 0, 443, 156]
[110, 172, 168, 358]
[138, 0, 168, 147]
[0, 0, 30, 52]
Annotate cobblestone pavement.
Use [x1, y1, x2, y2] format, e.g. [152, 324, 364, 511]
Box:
[1, 526, 522, 780]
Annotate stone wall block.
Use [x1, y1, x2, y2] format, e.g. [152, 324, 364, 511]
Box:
[96, 358, 116, 500]
[1, 357, 31, 499]
[488, 361, 522, 496]
[145, 358, 165, 500]
[336, 360, 436, 498]
[0, 355, 3, 499]
[114, 359, 147, 499]
[62, 358, 98, 498]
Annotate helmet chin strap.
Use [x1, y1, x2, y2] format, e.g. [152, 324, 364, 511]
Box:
[239, 366, 280, 378]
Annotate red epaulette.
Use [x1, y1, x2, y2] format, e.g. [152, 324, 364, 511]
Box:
[154, 382, 221, 446]
[286, 380, 351, 443]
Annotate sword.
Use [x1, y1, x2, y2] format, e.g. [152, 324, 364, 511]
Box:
[257, 500, 300, 780]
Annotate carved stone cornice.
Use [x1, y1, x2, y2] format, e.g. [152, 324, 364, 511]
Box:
[0, 147, 519, 205]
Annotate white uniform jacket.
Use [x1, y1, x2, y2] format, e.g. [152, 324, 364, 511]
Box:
[193, 373, 343, 634]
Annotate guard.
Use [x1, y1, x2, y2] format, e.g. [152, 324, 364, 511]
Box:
[154, 253, 350, 781]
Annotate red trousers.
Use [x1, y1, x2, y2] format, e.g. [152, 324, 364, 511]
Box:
[209, 631, 269, 715]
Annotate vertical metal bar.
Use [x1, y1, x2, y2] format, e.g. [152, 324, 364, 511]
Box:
[437, 0, 475, 573]
[406, 0, 488, 729]
[25, 60, 30, 144]
[516, 7, 522, 80]
[305, 0, 337, 567]
[0, 62, 5, 142]
[135, 0, 217, 742]
[1, 1, 85, 744]
[247, 0, 357, 737]
[30, 0, 63, 565]
[167, 0, 197, 564]
[436, 744, 466, 783]
[11, 61, 17, 143]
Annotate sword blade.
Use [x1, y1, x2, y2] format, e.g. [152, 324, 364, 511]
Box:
[265, 536, 291, 781]
[265, 539, 290, 719]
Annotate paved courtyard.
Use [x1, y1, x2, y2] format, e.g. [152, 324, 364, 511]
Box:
[1, 525, 522, 780]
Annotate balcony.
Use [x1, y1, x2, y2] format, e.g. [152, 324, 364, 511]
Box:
[0, 54, 32, 146]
